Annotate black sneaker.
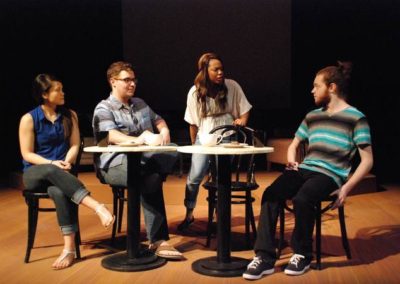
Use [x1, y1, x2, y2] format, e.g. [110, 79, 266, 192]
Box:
[243, 256, 274, 280]
[284, 254, 311, 275]
[177, 217, 194, 231]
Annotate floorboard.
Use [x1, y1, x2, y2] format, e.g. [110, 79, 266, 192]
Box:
[1, 171, 399, 283]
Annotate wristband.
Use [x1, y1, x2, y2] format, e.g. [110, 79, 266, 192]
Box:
[50, 160, 54, 164]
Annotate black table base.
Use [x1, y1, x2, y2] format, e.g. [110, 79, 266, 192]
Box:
[101, 152, 167, 272]
[192, 256, 248, 277]
[191, 155, 250, 277]
[102, 248, 166, 272]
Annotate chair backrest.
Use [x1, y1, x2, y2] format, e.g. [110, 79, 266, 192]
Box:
[208, 125, 263, 184]
[69, 138, 85, 177]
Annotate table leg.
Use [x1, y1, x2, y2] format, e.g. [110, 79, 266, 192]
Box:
[192, 155, 248, 277]
[101, 153, 166, 271]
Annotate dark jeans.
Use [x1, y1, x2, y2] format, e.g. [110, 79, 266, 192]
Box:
[99, 155, 171, 243]
[254, 168, 337, 264]
[23, 164, 90, 235]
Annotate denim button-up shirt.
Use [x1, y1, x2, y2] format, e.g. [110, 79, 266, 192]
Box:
[93, 94, 163, 169]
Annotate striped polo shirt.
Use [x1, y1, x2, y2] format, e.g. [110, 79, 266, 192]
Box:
[296, 106, 371, 186]
[92, 94, 163, 169]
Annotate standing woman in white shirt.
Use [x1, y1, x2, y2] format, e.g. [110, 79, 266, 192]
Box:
[178, 52, 252, 230]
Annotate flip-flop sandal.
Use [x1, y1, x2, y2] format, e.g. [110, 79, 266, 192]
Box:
[52, 249, 76, 270]
[155, 245, 184, 260]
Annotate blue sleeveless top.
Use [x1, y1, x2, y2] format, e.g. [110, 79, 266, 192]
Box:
[22, 106, 70, 171]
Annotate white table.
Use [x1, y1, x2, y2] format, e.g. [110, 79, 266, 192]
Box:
[84, 145, 177, 272]
[177, 145, 274, 277]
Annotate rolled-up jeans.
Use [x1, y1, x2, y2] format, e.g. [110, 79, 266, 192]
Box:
[23, 164, 90, 235]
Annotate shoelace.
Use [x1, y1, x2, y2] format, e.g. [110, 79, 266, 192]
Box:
[288, 254, 305, 268]
[248, 256, 263, 269]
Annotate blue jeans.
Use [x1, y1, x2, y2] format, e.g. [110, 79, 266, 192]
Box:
[184, 136, 232, 210]
[99, 153, 177, 243]
[23, 164, 90, 235]
[184, 149, 210, 210]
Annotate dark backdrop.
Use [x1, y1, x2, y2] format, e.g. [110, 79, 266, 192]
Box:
[1, 0, 123, 182]
[291, 0, 400, 182]
[121, 0, 291, 112]
[1, 0, 399, 183]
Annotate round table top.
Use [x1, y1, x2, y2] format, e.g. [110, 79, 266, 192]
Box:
[84, 145, 178, 153]
[177, 145, 274, 155]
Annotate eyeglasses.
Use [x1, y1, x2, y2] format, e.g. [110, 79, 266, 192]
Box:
[114, 77, 138, 84]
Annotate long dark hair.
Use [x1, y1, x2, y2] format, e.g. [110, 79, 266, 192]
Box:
[32, 74, 74, 139]
[317, 61, 353, 99]
[194, 53, 228, 117]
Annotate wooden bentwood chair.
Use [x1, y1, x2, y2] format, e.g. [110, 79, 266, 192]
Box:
[202, 125, 266, 248]
[277, 142, 352, 269]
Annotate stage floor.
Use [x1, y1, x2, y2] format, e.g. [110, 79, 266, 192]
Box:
[1, 171, 399, 283]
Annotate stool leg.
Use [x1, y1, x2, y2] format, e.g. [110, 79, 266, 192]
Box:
[111, 188, 119, 244]
[249, 197, 257, 240]
[277, 203, 285, 259]
[74, 231, 81, 259]
[315, 203, 322, 270]
[117, 190, 124, 233]
[74, 206, 81, 259]
[245, 192, 251, 247]
[338, 206, 352, 259]
[25, 198, 39, 263]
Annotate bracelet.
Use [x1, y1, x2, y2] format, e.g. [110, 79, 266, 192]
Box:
[50, 160, 54, 164]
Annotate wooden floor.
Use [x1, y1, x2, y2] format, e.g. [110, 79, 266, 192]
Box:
[1, 171, 400, 284]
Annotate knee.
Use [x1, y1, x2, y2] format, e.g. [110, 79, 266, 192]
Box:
[261, 185, 281, 204]
[187, 167, 206, 184]
[47, 186, 64, 199]
[292, 195, 312, 208]
[43, 164, 61, 178]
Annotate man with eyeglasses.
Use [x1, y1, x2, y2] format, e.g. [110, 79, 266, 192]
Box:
[92, 61, 183, 260]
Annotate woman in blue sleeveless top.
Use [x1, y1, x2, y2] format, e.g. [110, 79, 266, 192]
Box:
[19, 74, 115, 270]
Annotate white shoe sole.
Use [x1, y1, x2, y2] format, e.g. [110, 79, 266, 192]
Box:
[243, 268, 274, 280]
[284, 264, 310, 275]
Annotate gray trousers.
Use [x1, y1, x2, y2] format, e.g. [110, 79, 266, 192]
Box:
[99, 155, 173, 243]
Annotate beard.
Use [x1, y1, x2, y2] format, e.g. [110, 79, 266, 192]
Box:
[315, 93, 331, 107]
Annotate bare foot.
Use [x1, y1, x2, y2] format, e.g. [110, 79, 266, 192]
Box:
[52, 249, 76, 270]
[95, 204, 115, 229]
[149, 240, 183, 259]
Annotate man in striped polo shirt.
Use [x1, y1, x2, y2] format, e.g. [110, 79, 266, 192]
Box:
[243, 62, 373, 280]
[92, 61, 183, 260]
